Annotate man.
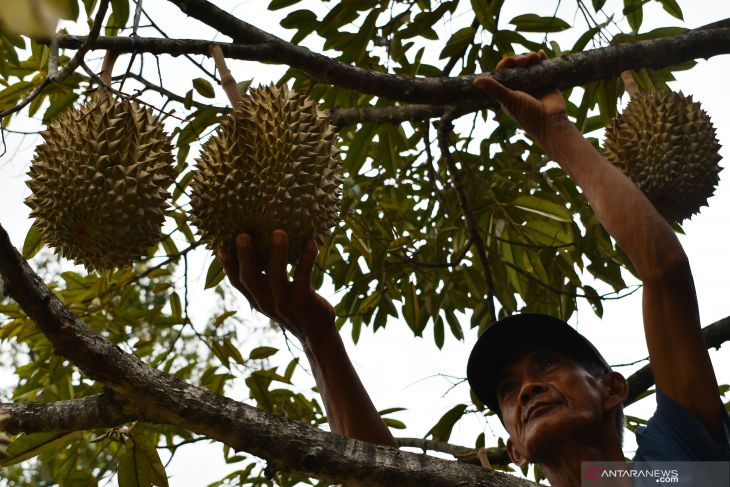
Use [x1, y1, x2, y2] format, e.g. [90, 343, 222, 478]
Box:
[219, 51, 729, 484]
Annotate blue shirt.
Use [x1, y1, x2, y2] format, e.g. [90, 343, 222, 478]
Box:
[634, 388, 730, 461]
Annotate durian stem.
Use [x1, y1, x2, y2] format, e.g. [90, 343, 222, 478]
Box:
[620, 70, 640, 99]
[209, 44, 243, 109]
[47, 36, 59, 78]
[100, 51, 119, 87]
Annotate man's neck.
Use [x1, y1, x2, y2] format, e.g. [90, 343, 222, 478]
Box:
[537, 435, 626, 487]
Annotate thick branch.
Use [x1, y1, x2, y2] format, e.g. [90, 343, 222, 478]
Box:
[0, 390, 134, 435]
[0, 222, 534, 486]
[48, 23, 730, 106]
[397, 437, 511, 466]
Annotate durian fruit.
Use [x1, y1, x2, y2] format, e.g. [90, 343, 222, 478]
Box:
[190, 84, 342, 264]
[25, 95, 174, 270]
[603, 90, 722, 223]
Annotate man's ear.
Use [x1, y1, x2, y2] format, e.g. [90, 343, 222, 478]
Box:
[601, 371, 629, 410]
[505, 438, 529, 467]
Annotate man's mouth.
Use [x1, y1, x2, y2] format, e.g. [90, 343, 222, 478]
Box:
[523, 401, 559, 424]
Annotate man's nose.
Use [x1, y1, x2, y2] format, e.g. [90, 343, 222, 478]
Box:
[519, 382, 546, 404]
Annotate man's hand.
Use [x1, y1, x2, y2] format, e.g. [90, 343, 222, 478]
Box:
[218, 230, 336, 345]
[474, 51, 568, 152]
[219, 229, 396, 446]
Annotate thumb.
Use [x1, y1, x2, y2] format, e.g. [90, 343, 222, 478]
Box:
[474, 75, 516, 110]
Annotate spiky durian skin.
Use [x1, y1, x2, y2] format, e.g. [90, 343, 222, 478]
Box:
[25, 96, 174, 270]
[189, 84, 342, 264]
[603, 91, 722, 223]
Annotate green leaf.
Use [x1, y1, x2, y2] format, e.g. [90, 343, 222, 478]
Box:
[43, 93, 78, 123]
[106, 0, 130, 36]
[249, 346, 278, 360]
[60, 0, 80, 21]
[83, 0, 99, 17]
[192, 78, 215, 98]
[177, 108, 220, 146]
[0, 81, 32, 106]
[439, 26, 476, 59]
[382, 418, 406, 429]
[212, 310, 237, 327]
[160, 236, 178, 256]
[426, 404, 467, 442]
[22, 225, 44, 259]
[0, 432, 79, 467]
[513, 195, 572, 222]
[129, 433, 169, 487]
[169, 292, 182, 321]
[433, 314, 444, 349]
[204, 257, 225, 289]
[280, 9, 318, 43]
[269, 0, 300, 9]
[118, 444, 153, 487]
[402, 282, 421, 336]
[591, 0, 607, 10]
[183, 89, 193, 109]
[657, 0, 683, 20]
[444, 309, 463, 340]
[509, 14, 571, 33]
[623, 0, 643, 32]
[470, 0, 501, 32]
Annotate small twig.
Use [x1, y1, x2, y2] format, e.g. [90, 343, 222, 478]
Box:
[48, 36, 59, 77]
[0, 0, 110, 122]
[437, 111, 497, 322]
[209, 44, 243, 109]
[115, 72, 229, 113]
[100, 51, 119, 86]
[620, 70, 640, 98]
[78, 60, 185, 121]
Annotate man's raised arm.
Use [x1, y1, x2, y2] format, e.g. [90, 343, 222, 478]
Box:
[475, 51, 725, 441]
[219, 230, 396, 447]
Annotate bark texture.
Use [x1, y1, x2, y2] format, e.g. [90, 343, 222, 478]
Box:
[48, 24, 730, 109]
[0, 223, 539, 486]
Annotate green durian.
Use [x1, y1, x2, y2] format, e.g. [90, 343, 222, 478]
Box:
[603, 91, 722, 223]
[189, 84, 342, 264]
[25, 96, 174, 270]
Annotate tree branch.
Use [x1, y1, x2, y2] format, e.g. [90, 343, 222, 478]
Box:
[0, 221, 535, 486]
[46, 23, 730, 106]
[0, 390, 134, 435]
[397, 437, 511, 466]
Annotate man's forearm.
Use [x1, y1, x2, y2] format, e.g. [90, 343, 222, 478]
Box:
[303, 327, 396, 447]
[540, 119, 687, 281]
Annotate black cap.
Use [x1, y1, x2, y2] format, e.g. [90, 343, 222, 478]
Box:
[466, 313, 611, 419]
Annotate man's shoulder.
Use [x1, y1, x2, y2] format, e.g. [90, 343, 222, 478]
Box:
[633, 387, 730, 461]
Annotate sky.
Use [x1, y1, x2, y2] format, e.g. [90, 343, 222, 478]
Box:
[0, 0, 729, 485]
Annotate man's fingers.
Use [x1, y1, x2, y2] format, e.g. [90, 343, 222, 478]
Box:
[474, 75, 516, 110]
[236, 233, 265, 296]
[219, 246, 257, 304]
[219, 247, 240, 285]
[496, 51, 545, 70]
[267, 230, 289, 303]
[294, 239, 318, 293]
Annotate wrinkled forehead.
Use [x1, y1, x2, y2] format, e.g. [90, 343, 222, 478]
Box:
[499, 342, 581, 376]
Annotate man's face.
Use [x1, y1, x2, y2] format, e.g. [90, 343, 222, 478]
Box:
[497, 348, 608, 463]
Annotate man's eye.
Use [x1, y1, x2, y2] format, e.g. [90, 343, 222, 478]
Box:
[499, 382, 517, 398]
[540, 358, 555, 369]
